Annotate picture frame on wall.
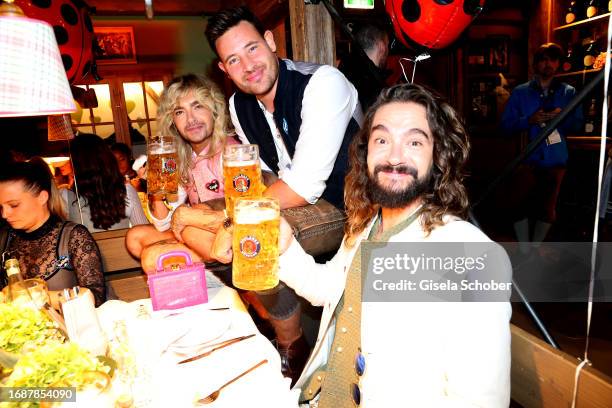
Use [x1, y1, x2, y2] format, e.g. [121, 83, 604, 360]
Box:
[469, 78, 496, 123]
[466, 41, 488, 73]
[94, 27, 137, 64]
[487, 35, 510, 73]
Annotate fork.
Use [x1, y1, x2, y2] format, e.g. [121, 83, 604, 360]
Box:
[195, 359, 268, 405]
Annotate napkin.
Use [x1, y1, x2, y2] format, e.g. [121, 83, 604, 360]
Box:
[62, 289, 108, 356]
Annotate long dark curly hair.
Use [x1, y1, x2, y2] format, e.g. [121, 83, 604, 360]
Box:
[70, 134, 126, 229]
[344, 83, 470, 246]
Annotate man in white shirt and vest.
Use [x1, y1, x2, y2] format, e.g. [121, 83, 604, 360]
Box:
[203, 6, 363, 383]
[213, 83, 511, 407]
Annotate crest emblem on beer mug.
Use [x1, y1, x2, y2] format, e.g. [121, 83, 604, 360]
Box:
[233, 174, 251, 193]
[162, 157, 177, 174]
[232, 197, 280, 291]
[240, 236, 261, 258]
[223, 144, 264, 216]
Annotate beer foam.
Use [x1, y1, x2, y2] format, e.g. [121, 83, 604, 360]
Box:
[225, 160, 258, 167]
[234, 207, 278, 224]
[149, 147, 177, 155]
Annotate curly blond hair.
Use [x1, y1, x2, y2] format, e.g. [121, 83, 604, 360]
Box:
[157, 74, 233, 186]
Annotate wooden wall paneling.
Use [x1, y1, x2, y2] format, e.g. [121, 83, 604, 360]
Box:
[289, 0, 335, 65]
[272, 20, 288, 59]
[527, 0, 552, 77]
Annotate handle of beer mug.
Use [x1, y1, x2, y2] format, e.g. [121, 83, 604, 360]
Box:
[156, 251, 193, 271]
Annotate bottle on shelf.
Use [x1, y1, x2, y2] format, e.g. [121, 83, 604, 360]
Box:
[583, 38, 599, 69]
[584, 98, 598, 134]
[563, 43, 579, 72]
[565, 0, 583, 24]
[2, 258, 24, 302]
[585, 0, 599, 18]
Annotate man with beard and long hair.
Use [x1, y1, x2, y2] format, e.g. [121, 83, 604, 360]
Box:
[501, 42, 583, 250]
[212, 83, 511, 406]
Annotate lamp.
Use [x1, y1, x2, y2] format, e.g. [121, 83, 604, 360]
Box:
[48, 114, 75, 141]
[0, 0, 76, 117]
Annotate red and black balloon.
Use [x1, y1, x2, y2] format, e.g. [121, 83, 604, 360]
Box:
[15, 0, 94, 84]
[386, 0, 485, 50]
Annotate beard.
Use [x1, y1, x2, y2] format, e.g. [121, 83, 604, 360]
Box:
[367, 164, 434, 208]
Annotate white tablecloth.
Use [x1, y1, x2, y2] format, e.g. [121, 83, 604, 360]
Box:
[95, 287, 298, 408]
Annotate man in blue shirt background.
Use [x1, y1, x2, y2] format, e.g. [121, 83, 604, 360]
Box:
[501, 42, 583, 250]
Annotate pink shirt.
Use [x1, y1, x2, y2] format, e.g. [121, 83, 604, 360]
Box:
[185, 138, 239, 205]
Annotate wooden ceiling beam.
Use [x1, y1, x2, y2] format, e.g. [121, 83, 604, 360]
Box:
[89, 0, 223, 17]
[89, 0, 287, 19]
[212, 0, 288, 26]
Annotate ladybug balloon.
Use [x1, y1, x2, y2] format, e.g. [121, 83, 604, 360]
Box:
[386, 0, 485, 50]
[15, 0, 94, 84]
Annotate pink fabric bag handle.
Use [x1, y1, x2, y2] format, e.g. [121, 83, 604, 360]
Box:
[156, 250, 193, 271]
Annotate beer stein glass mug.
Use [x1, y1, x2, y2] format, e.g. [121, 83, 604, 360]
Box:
[232, 197, 280, 291]
[147, 135, 179, 197]
[223, 144, 264, 216]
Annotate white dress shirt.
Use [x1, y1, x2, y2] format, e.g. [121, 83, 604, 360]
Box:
[230, 62, 361, 204]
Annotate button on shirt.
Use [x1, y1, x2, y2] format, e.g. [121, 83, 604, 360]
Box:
[258, 100, 293, 177]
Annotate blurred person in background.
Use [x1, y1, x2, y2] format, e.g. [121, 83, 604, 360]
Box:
[111, 142, 146, 192]
[339, 22, 390, 111]
[501, 43, 583, 249]
[63, 134, 148, 232]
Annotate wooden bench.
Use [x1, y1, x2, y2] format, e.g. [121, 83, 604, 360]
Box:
[92, 228, 150, 302]
[511, 324, 612, 407]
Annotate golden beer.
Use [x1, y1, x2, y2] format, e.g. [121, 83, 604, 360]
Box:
[232, 198, 280, 291]
[147, 135, 178, 196]
[148, 152, 179, 195]
[223, 144, 264, 216]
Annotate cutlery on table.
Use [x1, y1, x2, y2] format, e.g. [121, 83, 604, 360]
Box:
[195, 359, 268, 404]
[177, 334, 256, 364]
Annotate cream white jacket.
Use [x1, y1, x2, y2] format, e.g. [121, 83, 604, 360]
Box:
[279, 215, 512, 407]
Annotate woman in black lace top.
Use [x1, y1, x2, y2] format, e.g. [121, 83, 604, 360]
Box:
[0, 159, 105, 306]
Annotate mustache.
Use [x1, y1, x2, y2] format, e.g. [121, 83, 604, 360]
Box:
[373, 165, 418, 178]
[244, 65, 264, 75]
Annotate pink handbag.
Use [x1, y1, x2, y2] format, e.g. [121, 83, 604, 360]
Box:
[148, 251, 208, 311]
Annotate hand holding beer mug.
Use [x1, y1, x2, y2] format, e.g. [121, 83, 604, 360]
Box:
[232, 197, 280, 290]
[223, 144, 265, 216]
[147, 135, 178, 197]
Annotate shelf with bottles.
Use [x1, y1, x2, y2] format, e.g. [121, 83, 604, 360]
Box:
[557, 31, 607, 76]
[557, 0, 612, 30]
[556, 67, 603, 77]
[554, 12, 611, 32]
